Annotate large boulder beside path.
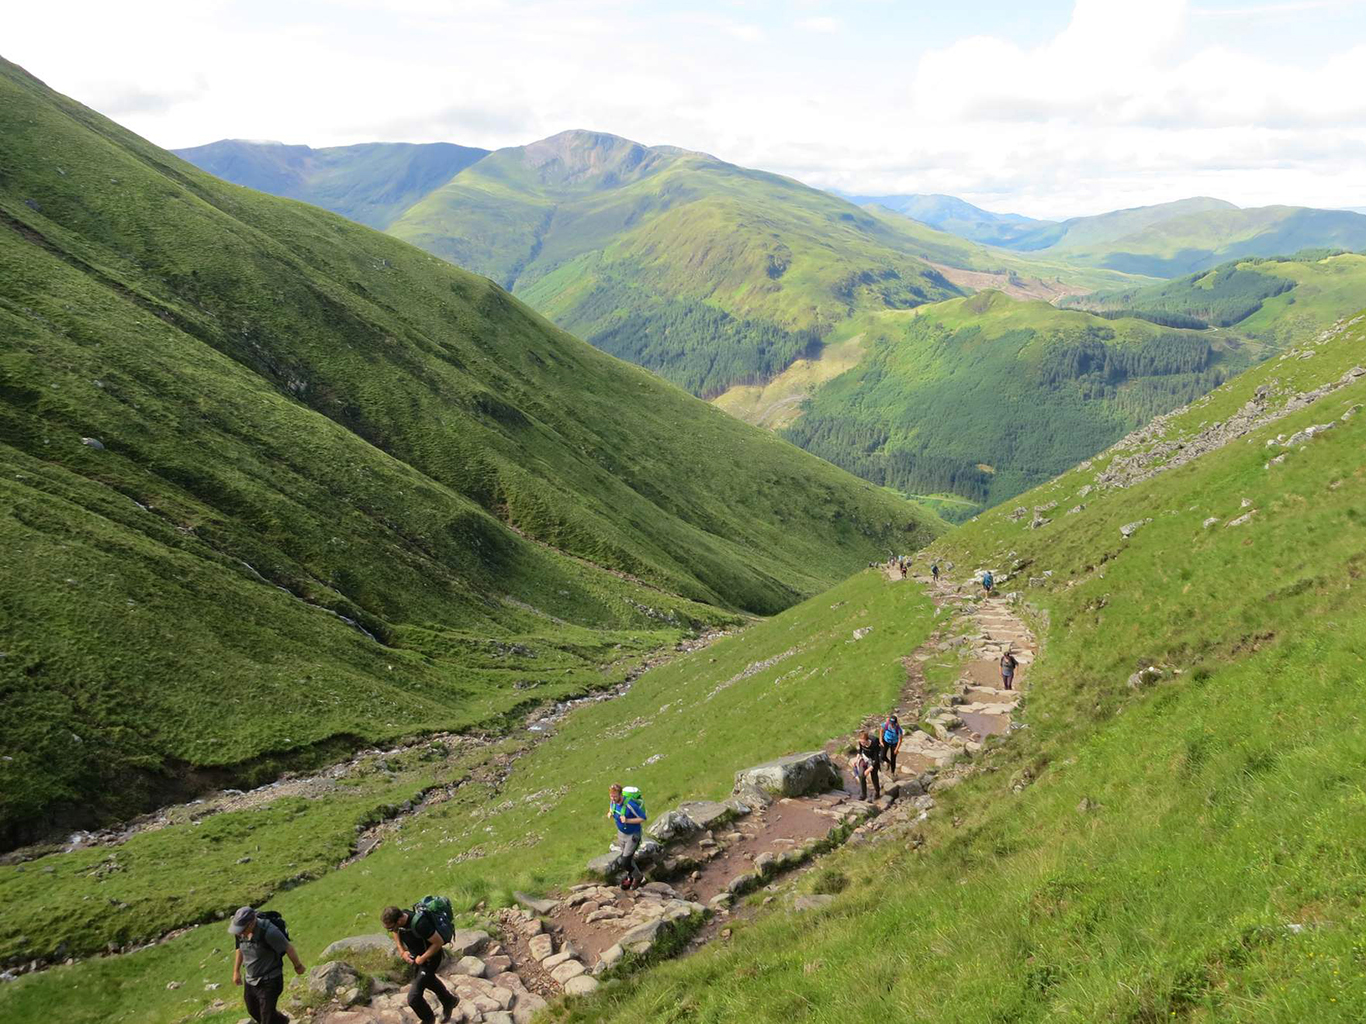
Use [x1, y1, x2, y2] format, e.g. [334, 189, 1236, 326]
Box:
[733, 751, 841, 798]
[315, 934, 406, 981]
[305, 960, 366, 1004]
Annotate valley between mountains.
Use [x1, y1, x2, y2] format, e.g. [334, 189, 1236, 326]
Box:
[2, 43, 1366, 1024]
[177, 134, 1366, 521]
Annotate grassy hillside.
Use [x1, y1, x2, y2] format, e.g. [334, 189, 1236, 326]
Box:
[780, 291, 1254, 512]
[172, 139, 488, 229]
[386, 131, 966, 396]
[1004, 197, 1366, 277]
[0, 57, 939, 844]
[0, 568, 938, 1023]
[8, 301, 1362, 1024]
[557, 311, 1366, 1023]
[1068, 251, 1366, 342]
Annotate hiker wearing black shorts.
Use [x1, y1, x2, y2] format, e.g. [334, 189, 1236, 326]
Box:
[982, 571, 994, 596]
[1000, 649, 1018, 691]
[854, 730, 882, 800]
[229, 906, 304, 1024]
[382, 905, 457, 1023]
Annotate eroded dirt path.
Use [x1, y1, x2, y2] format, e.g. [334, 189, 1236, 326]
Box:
[286, 568, 1044, 1024]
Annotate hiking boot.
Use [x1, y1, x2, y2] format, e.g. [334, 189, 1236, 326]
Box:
[440, 994, 458, 1023]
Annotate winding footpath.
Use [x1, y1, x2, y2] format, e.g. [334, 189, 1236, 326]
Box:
[300, 566, 1041, 1024]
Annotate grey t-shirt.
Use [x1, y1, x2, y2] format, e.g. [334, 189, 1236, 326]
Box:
[238, 919, 288, 985]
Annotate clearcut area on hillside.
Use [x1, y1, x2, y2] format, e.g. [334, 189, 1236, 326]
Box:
[0, 56, 940, 849]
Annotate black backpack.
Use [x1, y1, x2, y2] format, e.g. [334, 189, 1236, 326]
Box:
[234, 910, 289, 951]
[257, 910, 289, 942]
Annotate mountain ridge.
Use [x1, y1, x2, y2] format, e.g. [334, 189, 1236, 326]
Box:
[171, 138, 489, 228]
[0, 55, 939, 843]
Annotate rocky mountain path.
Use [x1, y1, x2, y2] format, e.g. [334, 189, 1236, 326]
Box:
[302, 567, 1040, 1024]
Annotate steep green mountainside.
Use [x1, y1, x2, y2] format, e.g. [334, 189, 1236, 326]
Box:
[175, 130, 1146, 400]
[0, 58, 938, 844]
[387, 130, 967, 396]
[780, 291, 1255, 514]
[842, 191, 1050, 247]
[172, 139, 489, 229]
[999, 197, 1366, 277]
[564, 312, 1366, 1023]
[5, 300, 1363, 1024]
[1065, 251, 1366, 340]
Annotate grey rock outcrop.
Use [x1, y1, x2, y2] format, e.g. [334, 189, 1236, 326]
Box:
[306, 961, 363, 1002]
[512, 891, 557, 915]
[318, 934, 403, 971]
[1120, 518, 1152, 538]
[733, 751, 841, 798]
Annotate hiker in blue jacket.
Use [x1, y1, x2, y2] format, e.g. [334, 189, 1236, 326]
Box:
[607, 783, 647, 890]
[982, 570, 994, 596]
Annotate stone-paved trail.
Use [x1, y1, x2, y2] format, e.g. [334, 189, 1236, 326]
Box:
[306, 566, 1039, 1024]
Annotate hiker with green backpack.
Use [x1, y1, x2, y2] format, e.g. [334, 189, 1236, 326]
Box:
[229, 906, 305, 1024]
[381, 897, 459, 1023]
[607, 783, 647, 890]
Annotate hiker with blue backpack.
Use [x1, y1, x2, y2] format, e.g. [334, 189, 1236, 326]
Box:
[982, 570, 994, 597]
[381, 898, 459, 1023]
[229, 906, 305, 1024]
[880, 713, 904, 774]
[608, 783, 647, 890]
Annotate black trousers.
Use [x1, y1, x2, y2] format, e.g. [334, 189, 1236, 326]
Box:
[882, 746, 898, 774]
[408, 955, 454, 1023]
[859, 765, 880, 801]
[244, 976, 287, 1024]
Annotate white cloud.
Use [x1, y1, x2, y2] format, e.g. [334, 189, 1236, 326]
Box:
[4, 0, 1364, 219]
[795, 16, 843, 33]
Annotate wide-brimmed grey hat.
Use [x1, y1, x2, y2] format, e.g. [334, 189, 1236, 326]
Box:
[227, 906, 256, 935]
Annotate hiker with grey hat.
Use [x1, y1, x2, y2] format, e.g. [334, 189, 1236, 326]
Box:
[229, 906, 304, 1024]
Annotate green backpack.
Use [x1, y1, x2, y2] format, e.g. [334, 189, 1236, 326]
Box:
[413, 895, 454, 942]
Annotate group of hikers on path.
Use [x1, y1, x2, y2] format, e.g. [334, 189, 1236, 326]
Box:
[228, 567, 1017, 1024]
[848, 712, 904, 801]
[227, 894, 465, 1024]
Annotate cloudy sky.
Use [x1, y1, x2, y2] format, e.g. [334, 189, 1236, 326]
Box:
[9, 0, 1366, 218]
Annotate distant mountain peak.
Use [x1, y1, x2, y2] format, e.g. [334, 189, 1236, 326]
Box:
[507, 129, 703, 190]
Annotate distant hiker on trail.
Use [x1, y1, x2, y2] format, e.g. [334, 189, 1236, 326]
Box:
[1000, 648, 1018, 691]
[608, 783, 647, 890]
[900, 561, 908, 579]
[853, 729, 882, 800]
[931, 562, 940, 583]
[229, 906, 304, 1024]
[982, 570, 994, 596]
[382, 901, 458, 1023]
[881, 713, 904, 774]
